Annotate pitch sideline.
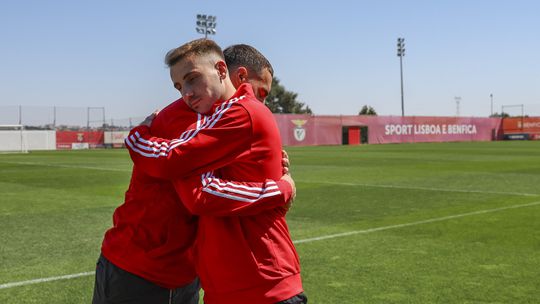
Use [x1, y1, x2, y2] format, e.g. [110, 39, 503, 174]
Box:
[1, 161, 538, 198]
[1, 200, 539, 290]
[300, 180, 540, 197]
[0, 271, 95, 290]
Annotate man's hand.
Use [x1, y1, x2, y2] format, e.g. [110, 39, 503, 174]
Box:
[281, 150, 290, 175]
[280, 173, 296, 212]
[140, 109, 160, 127]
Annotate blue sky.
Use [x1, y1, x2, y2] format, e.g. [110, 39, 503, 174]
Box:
[1, 0, 539, 125]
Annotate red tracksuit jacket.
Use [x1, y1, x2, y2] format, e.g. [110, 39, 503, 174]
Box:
[125, 84, 303, 303]
[101, 95, 292, 289]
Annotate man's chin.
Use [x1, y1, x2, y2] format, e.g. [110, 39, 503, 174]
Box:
[191, 106, 211, 115]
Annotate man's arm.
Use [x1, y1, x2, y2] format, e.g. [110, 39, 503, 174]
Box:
[125, 99, 252, 180]
[174, 172, 296, 217]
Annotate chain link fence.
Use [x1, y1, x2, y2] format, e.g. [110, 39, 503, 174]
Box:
[0, 105, 145, 131]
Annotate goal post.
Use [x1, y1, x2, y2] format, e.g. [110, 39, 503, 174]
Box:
[0, 125, 28, 153]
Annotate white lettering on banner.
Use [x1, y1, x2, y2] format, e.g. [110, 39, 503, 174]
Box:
[384, 124, 413, 135]
[523, 122, 540, 129]
[447, 124, 477, 134]
[72, 143, 89, 150]
[414, 124, 442, 135]
[384, 124, 478, 136]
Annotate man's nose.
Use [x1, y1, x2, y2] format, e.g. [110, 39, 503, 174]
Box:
[183, 91, 194, 102]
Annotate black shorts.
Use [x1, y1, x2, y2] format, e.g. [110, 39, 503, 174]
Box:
[92, 254, 199, 304]
[276, 292, 308, 304]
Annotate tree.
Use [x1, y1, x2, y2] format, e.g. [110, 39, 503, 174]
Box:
[358, 105, 377, 115]
[490, 112, 510, 118]
[265, 77, 312, 114]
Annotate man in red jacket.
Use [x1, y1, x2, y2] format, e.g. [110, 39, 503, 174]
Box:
[126, 39, 306, 303]
[93, 43, 296, 304]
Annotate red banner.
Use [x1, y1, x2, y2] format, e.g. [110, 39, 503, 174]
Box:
[358, 116, 500, 144]
[274, 115, 502, 146]
[56, 131, 104, 149]
[502, 117, 540, 139]
[274, 115, 342, 146]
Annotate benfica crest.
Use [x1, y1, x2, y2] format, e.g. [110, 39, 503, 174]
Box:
[77, 133, 84, 142]
[291, 119, 308, 142]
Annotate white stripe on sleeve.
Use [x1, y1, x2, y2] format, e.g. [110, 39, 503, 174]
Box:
[200, 172, 281, 203]
[128, 96, 245, 159]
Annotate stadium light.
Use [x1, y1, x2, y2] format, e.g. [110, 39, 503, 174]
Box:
[397, 38, 405, 116]
[454, 96, 461, 117]
[490, 93, 493, 116]
[196, 14, 217, 39]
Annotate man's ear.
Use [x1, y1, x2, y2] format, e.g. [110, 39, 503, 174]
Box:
[215, 60, 228, 79]
[236, 66, 249, 83]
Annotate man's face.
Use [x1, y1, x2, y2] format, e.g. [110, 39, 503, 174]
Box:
[247, 68, 272, 103]
[170, 55, 223, 114]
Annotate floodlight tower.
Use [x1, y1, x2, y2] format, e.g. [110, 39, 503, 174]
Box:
[455, 96, 461, 117]
[196, 14, 217, 39]
[490, 93, 493, 116]
[397, 38, 405, 116]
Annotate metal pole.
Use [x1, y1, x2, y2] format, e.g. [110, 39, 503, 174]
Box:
[102, 107, 106, 129]
[87, 107, 90, 129]
[397, 38, 405, 117]
[490, 94, 493, 116]
[400, 56, 404, 116]
[521, 104, 524, 130]
[53, 106, 56, 129]
[20, 123, 24, 152]
[18, 106, 24, 152]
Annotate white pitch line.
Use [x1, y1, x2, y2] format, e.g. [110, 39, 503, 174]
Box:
[0, 161, 130, 172]
[301, 180, 540, 197]
[3, 161, 538, 197]
[2, 200, 539, 290]
[294, 200, 540, 244]
[1, 161, 538, 198]
[0, 271, 95, 290]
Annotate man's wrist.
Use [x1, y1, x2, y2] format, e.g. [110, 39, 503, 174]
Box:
[276, 179, 294, 206]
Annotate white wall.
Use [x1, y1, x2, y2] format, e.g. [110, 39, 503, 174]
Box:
[0, 130, 56, 151]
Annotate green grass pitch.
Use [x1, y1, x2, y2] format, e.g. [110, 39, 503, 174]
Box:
[1, 141, 539, 303]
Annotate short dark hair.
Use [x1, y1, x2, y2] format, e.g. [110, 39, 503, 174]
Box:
[223, 44, 274, 77]
[165, 38, 224, 67]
